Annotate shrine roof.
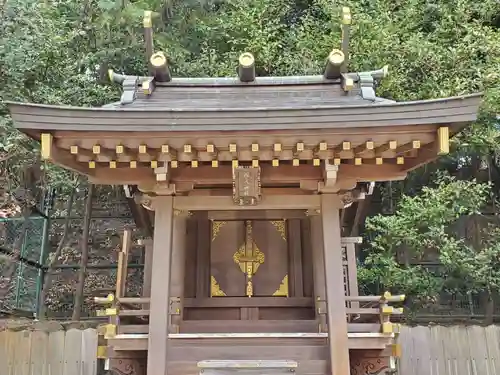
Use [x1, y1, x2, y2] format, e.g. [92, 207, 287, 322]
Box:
[99, 75, 396, 111]
[6, 88, 481, 133]
[2, 8, 485, 190]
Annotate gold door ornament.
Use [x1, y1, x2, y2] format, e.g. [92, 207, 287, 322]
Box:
[210, 220, 228, 296]
[233, 221, 265, 297]
[211, 276, 226, 297]
[211, 220, 227, 241]
[270, 220, 286, 241]
[273, 275, 289, 297]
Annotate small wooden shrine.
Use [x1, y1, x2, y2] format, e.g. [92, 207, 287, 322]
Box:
[7, 7, 481, 375]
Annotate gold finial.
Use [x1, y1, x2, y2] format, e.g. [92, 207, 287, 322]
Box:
[238, 52, 256, 82]
[150, 51, 167, 68]
[239, 52, 255, 68]
[144, 11, 152, 28]
[437, 127, 450, 155]
[382, 65, 389, 77]
[342, 7, 351, 25]
[328, 49, 345, 65]
[40, 133, 53, 160]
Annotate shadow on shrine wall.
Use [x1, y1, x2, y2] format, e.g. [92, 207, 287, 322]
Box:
[0, 324, 500, 375]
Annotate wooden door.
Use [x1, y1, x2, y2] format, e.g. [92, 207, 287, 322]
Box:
[210, 220, 289, 297]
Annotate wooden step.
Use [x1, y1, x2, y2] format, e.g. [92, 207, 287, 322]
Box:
[117, 321, 382, 335]
[180, 320, 318, 333]
[167, 360, 328, 375]
[108, 332, 393, 351]
[197, 360, 297, 375]
[167, 344, 328, 361]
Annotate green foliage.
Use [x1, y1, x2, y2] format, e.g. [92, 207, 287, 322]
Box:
[360, 176, 500, 306]
[1, 0, 500, 190]
[1, 0, 500, 308]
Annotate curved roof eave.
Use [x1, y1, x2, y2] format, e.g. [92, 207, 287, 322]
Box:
[6, 92, 480, 113]
[6, 93, 482, 133]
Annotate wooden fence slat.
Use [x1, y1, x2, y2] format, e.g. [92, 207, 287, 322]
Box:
[82, 329, 98, 375]
[398, 325, 415, 375]
[0, 330, 7, 375]
[414, 326, 431, 375]
[3, 324, 500, 375]
[446, 327, 460, 375]
[48, 330, 65, 375]
[468, 326, 488, 375]
[30, 330, 49, 375]
[430, 326, 447, 375]
[484, 326, 500, 375]
[427, 326, 439, 375]
[14, 331, 32, 375]
[7, 331, 18, 375]
[63, 329, 83, 375]
[456, 325, 473, 375]
[440, 324, 455, 375]
[453, 326, 466, 375]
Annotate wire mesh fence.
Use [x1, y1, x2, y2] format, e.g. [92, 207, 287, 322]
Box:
[0, 216, 47, 314]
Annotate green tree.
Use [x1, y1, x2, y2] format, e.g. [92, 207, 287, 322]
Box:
[2, 0, 500, 317]
[359, 176, 500, 317]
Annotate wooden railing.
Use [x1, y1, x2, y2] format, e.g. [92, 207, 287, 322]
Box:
[93, 230, 404, 348]
[345, 292, 405, 334]
[94, 292, 405, 339]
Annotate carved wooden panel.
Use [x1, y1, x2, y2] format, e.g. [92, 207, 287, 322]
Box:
[251, 220, 288, 296]
[210, 220, 288, 297]
[350, 356, 393, 375]
[109, 358, 145, 375]
[210, 221, 246, 297]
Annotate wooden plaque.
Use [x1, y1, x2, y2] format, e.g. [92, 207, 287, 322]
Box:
[232, 167, 261, 206]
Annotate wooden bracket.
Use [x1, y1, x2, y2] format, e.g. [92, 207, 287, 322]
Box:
[154, 161, 169, 182]
[318, 160, 339, 193]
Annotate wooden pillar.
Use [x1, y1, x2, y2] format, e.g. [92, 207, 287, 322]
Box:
[142, 238, 153, 298]
[147, 196, 174, 375]
[287, 219, 304, 297]
[300, 218, 314, 298]
[196, 212, 210, 298]
[310, 214, 327, 332]
[320, 194, 350, 375]
[169, 210, 188, 333]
